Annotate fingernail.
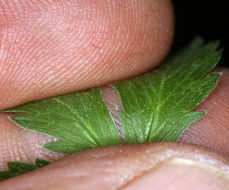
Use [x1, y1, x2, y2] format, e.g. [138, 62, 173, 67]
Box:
[122, 158, 229, 190]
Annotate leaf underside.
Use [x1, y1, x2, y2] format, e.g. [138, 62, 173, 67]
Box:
[0, 37, 221, 181]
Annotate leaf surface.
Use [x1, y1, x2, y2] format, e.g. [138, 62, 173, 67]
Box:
[6, 88, 121, 154]
[0, 37, 221, 181]
[111, 37, 220, 143]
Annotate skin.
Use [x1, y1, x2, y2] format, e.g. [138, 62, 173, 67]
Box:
[0, 0, 229, 189]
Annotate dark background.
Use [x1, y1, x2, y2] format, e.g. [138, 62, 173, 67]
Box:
[171, 1, 228, 67]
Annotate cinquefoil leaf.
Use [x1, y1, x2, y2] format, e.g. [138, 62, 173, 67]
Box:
[4, 37, 221, 152]
[1, 37, 221, 181]
[6, 88, 121, 154]
[111, 37, 221, 143]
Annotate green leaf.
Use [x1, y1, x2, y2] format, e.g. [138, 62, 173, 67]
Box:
[4, 37, 221, 151]
[6, 88, 121, 154]
[0, 37, 221, 180]
[0, 159, 50, 181]
[111, 37, 221, 143]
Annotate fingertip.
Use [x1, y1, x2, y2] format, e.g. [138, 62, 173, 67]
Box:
[0, 0, 174, 109]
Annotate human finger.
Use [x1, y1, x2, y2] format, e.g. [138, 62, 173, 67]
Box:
[0, 143, 228, 189]
[0, 0, 174, 110]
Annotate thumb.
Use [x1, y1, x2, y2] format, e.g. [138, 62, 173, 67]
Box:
[0, 143, 229, 190]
